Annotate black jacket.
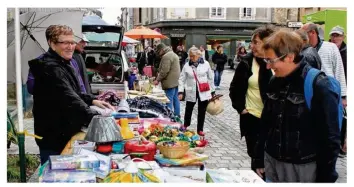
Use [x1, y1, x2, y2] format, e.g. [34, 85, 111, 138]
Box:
[147, 50, 156, 66]
[339, 42, 347, 81]
[254, 60, 341, 182]
[229, 53, 273, 114]
[29, 48, 99, 152]
[73, 50, 91, 94]
[212, 52, 228, 71]
[301, 45, 322, 70]
[203, 50, 209, 61]
[176, 50, 188, 71]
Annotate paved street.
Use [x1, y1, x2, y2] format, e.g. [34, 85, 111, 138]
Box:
[8, 69, 347, 183]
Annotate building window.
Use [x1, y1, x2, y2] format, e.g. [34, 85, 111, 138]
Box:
[240, 7, 256, 20]
[209, 7, 226, 19]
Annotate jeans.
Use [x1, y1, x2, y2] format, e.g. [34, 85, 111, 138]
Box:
[39, 148, 61, 165]
[184, 90, 209, 132]
[164, 87, 180, 117]
[214, 70, 223, 87]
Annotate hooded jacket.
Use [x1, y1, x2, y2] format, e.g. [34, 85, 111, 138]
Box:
[28, 48, 99, 152]
[156, 47, 181, 90]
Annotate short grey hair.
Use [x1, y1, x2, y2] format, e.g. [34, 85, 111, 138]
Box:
[188, 46, 202, 56]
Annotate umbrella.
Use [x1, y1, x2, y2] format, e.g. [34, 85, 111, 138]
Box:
[124, 26, 168, 39]
[7, 10, 85, 83]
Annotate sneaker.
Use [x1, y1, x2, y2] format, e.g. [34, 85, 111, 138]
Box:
[198, 131, 205, 136]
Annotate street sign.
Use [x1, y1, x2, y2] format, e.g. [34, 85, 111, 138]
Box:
[287, 21, 303, 28]
[170, 33, 185, 38]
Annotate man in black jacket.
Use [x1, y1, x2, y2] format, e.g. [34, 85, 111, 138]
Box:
[29, 25, 113, 164]
[295, 29, 322, 70]
[254, 29, 340, 182]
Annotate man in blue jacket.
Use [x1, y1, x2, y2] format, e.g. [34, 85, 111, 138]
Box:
[254, 29, 341, 182]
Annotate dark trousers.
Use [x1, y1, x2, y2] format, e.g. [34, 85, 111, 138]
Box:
[184, 91, 209, 132]
[39, 148, 61, 165]
[240, 112, 264, 179]
[341, 117, 347, 149]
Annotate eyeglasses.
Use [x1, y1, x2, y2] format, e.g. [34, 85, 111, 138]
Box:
[263, 54, 287, 64]
[56, 41, 77, 46]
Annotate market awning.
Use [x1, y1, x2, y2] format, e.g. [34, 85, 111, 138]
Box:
[206, 35, 251, 41]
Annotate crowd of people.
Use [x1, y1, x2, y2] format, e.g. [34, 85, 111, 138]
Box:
[26, 22, 347, 183]
[229, 23, 347, 183]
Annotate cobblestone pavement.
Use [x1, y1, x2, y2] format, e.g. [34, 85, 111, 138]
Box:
[179, 69, 347, 183]
[8, 69, 347, 183]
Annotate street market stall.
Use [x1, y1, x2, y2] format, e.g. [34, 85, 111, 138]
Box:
[35, 95, 264, 183]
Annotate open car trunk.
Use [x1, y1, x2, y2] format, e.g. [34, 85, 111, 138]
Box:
[82, 24, 129, 95]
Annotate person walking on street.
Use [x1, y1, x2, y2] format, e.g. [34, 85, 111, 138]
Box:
[233, 46, 247, 69]
[153, 43, 181, 117]
[301, 23, 347, 108]
[254, 29, 341, 182]
[329, 25, 347, 157]
[294, 29, 322, 70]
[179, 46, 215, 136]
[229, 24, 275, 176]
[137, 47, 147, 75]
[212, 45, 227, 90]
[176, 45, 188, 71]
[147, 46, 156, 66]
[199, 45, 209, 61]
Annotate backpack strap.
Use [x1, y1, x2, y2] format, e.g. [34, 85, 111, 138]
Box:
[304, 68, 321, 109]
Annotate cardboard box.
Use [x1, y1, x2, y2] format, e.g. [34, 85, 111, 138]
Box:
[49, 155, 100, 170]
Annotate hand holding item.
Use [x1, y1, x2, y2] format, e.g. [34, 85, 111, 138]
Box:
[178, 93, 183, 101]
[153, 80, 159, 85]
[92, 100, 115, 110]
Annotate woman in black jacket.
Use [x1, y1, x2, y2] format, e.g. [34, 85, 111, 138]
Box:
[28, 25, 113, 164]
[229, 24, 276, 175]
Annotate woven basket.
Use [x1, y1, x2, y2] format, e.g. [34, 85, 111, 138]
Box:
[157, 141, 190, 159]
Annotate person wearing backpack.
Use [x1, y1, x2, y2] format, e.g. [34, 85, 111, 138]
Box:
[254, 29, 341, 182]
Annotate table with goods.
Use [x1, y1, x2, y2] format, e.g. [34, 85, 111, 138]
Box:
[37, 88, 264, 183]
